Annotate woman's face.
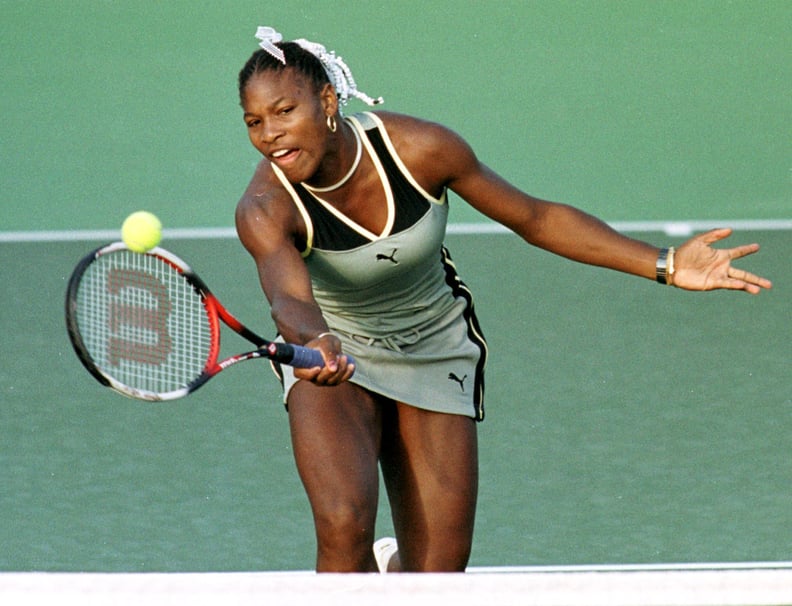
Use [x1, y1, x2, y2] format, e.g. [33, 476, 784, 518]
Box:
[241, 68, 334, 183]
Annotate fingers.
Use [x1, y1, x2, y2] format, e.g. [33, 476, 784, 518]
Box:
[695, 227, 733, 245]
[676, 228, 772, 295]
[293, 356, 355, 384]
[727, 242, 761, 260]
[689, 228, 762, 260]
[293, 333, 356, 385]
[692, 228, 761, 266]
[725, 266, 773, 294]
[316, 349, 356, 382]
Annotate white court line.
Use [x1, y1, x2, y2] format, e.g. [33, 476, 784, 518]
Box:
[0, 219, 791, 243]
[447, 219, 792, 237]
[0, 227, 238, 243]
[470, 560, 792, 573]
[2, 564, 792, 606]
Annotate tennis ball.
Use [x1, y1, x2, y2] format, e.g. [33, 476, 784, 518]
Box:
[121, 211, 162, 253]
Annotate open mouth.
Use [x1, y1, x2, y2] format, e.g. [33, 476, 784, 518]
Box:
[271, 148, 300, 164]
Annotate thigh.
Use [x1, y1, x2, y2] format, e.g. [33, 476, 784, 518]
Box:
[287, 381, 384, 564]
[380, 403, 478, 571]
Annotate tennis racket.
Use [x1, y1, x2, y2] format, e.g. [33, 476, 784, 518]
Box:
[65, 241, 353, 401]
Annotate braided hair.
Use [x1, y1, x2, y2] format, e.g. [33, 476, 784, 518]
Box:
[238, 27, 383, 110]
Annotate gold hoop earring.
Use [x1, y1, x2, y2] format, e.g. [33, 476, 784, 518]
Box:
[326, 115, 337, 133]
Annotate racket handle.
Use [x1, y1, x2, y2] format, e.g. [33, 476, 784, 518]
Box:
[287, 344, 356, 374]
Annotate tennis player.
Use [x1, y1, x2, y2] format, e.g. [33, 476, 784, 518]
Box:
[234, 27, 772, 573]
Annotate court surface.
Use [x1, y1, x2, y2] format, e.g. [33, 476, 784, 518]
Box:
[1, 227, 788, 575]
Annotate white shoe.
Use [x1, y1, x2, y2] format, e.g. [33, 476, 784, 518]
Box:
[373, 537, 398, 573]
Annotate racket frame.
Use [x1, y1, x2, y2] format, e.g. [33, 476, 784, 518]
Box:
[65, 242, 330, 401]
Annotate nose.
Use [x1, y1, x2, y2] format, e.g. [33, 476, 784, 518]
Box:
[260, 118, 284, 145]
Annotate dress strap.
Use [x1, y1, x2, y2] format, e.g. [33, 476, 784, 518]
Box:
[270, 163, 314, 257]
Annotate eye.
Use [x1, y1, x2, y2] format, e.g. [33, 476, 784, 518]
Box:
[279, 106, 294, 116]
[245, 118, 260, 128]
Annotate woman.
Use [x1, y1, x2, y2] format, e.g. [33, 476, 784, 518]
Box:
[235, 27, 771, 573]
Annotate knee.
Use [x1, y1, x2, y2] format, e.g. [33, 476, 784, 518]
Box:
[313, 504, 376, 570]
[401, 540, 471, 572]
[315, 501, 374, 544]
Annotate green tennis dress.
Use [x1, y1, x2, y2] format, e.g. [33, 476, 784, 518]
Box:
[271, 112, 488, 420]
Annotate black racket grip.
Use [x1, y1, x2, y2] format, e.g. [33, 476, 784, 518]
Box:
[276, 343, 356, 374]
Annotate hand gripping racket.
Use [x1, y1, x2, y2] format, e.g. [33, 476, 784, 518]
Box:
[65, 241, 353, 401]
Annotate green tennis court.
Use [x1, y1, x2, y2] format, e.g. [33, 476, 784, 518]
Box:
[1, 1, 789, 574]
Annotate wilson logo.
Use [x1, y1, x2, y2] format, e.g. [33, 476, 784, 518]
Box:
[106, 268, 172, 366]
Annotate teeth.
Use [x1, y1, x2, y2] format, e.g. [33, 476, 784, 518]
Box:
[272, 149, 291, 158]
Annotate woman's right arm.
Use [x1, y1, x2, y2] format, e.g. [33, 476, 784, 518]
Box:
[235, 161, 353, 380]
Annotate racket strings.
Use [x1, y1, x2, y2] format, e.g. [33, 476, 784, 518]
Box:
[75, 250, 212, 396]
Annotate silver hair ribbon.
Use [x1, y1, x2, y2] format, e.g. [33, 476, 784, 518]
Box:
[255, 26, 286, 64]
[293, 37, 383, 106]
[254, 26, 383, 107]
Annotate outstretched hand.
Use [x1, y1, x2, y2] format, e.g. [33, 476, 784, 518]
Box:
[672, 228, 772, 294]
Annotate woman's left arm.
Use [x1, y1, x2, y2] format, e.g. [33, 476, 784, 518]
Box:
[405, 118, 772, 294]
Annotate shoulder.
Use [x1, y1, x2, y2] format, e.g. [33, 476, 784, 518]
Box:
[235, 159, 303, 255]
[235, 160, 287, 225]
[366, 111, 479, 188]
[369, 111, 466, 150]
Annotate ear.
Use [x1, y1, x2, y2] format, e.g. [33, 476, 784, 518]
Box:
[320, 82, 339, 117]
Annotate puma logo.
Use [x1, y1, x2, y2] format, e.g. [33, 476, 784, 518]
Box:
[376, 248, 399, 264]
[448, 373, 467, 392]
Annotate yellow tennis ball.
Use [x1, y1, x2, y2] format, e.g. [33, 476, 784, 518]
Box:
[121, 211, 162, 253]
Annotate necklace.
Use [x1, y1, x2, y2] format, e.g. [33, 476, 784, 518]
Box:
[302, 123, 362, 193]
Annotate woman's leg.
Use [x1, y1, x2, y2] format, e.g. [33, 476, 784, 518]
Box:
[287, 381, 384, 572]
[380, 403, 478, 572]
